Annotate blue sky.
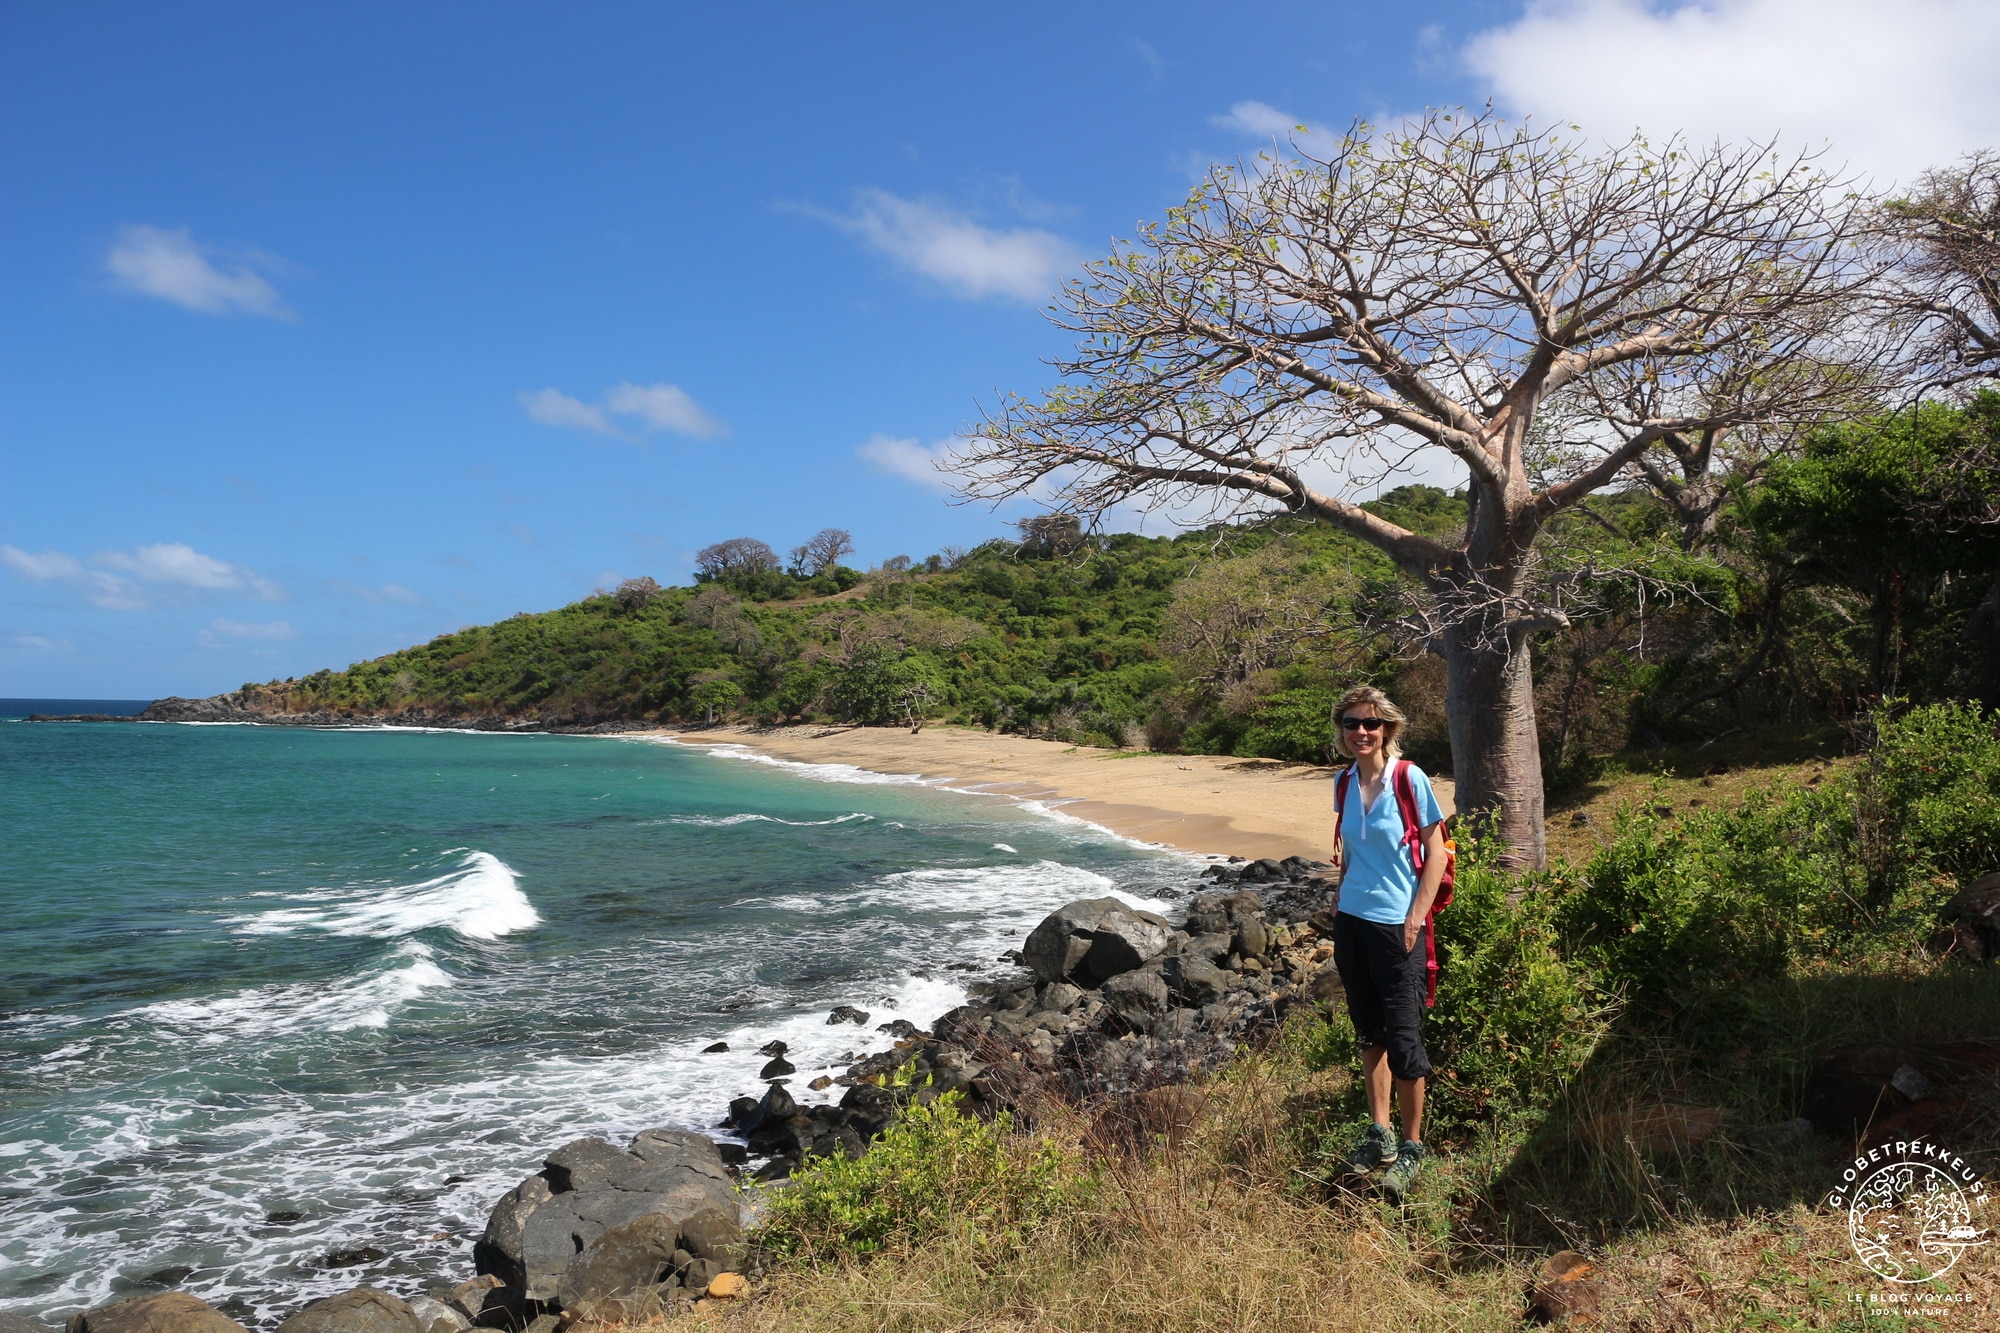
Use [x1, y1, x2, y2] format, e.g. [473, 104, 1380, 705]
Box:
[4, 1, 1996, 698]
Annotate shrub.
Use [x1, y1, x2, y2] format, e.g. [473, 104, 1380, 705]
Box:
[756, 1093, 1081, 1262]
[1548, 703, 1999, 1028]
[1551, 783, 1857, 1022]
[1423, 820, 1609, 1127]
[1853, 700, 2000, 907]
[1237, 687, 1338, 763]
[1297, 819, 1608, 1133]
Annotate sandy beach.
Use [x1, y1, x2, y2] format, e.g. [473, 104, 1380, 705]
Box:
[646, 724, 1456, 861]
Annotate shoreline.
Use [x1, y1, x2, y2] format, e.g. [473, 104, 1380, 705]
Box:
[14, 715, 1359, 1329]
[637, 724, 1457, 862]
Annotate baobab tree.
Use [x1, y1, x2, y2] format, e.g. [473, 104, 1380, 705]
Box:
[955, 109, 1893, 868]
[789, 527, 856, 578]
[694, 537, 781, 581]
[1882, 150, 2000, 386]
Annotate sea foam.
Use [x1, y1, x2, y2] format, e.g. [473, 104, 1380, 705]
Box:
[137, 941, 452, 1040]
[221, 850, 539, 941]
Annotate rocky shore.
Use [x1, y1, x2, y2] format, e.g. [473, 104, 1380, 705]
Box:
[30, 856, 1344, 1333]
[25, 694, 644, 733]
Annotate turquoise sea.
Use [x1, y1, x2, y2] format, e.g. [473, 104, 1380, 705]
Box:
[0, 711, 1185, 1325]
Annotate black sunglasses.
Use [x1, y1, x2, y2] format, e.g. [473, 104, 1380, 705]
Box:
[1339, 716, 1386, 732]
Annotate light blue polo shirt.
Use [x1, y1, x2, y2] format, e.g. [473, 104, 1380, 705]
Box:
[1335, 761, 1444, 925]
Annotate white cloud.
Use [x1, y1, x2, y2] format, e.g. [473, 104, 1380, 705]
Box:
[519, 388, 617, 435]
[104, 224, 293, 317]
[857, 433, 959, 492]
[9, 634, 73, 654]
[1214, 101, 1301, 139]
[97, 542, 283, 598]
[208, 618, 297, 640]
[2, 542, 280, 609]
[3, 546, 147, 609]
[1464, 0, 2000, 187]
[817, 189, 1081, 302]
[604, 382, 726, 438]
[333, 580, 425, 606]
[522, 383, 725, 439]
[1, 547, 87, 583]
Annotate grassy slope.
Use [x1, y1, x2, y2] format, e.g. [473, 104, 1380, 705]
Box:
[611, 734, 2000, 1332]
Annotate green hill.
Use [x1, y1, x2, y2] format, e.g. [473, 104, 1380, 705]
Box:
[227, 487, 1470, 760]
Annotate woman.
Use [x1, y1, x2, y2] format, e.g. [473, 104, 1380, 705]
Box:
[1327, 685, 1448, 1203]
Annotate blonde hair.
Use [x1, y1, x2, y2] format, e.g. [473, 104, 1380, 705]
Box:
[1331, 685, 1407, 759]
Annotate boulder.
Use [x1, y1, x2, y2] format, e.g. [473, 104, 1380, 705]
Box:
[1232, 916, 1270, 961]
[1161, 953, 1231, 1008]
[745, 1115, 812, 1158]
[1021, 902, 1104, 984]
[706, 1274, 750, 1301]
[1036, 981, 1086, 1013]
[1100, 965, 1171, 1029]
[554, 1213, 680, 1311]
[1183, 891, 1269, 960]
[1022, 898, 1173, 986]
[827, 1005, 870, 1025]
[628, 1129, 730, 1185]
[476, 1134, 739, 1301]
[679, 1206, 744, 1262]
[1800, 1042, 2000, 1141]
[734, 1085, 796, 1135]
[758, 1040, 788, 1057]
[442, 1277, 504, 1326]
[1081, 912, 1176, 984]
[758, 1056, 795, 1078]
[1306, 960, 1345, 1005]
[401, 1296, 465, 1333]
[65, 1296, 249, 1333]
[273, 1290, 421, 1333]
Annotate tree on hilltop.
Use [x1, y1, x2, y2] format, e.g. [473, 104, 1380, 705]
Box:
[789, 528, 856, 578]
[955, 108, 1894, 867]
[695, 537, 781, 582]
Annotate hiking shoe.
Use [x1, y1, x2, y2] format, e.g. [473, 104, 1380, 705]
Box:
[1381, 1139, 1427, 1203]
[1338, 1122, 1395, 1177]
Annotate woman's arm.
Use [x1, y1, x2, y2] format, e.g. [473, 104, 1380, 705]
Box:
[1402, 820, 1448, 952]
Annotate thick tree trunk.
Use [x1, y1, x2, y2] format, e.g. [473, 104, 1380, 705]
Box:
[1441, 621, 1547, 871]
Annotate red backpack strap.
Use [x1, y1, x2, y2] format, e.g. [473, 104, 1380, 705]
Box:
[1333, 766, 1352, 858]
[1392, 759, 1448, 1009]
[1392, 759, 1425, 879]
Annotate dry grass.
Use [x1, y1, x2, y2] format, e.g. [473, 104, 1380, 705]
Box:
[594, 1029, 1997, 1333]
[590, 730, 1999, 1332]
[1543, 726, 1856, 864]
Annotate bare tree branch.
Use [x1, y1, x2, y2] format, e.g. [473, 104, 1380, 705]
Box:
[951, 108, 1894, 868]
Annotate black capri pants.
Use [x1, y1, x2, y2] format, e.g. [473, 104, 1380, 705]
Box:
[1330, 910, 1434, 1082]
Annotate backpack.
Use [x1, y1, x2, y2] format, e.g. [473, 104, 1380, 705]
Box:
[1333, 758, 1456, 1007]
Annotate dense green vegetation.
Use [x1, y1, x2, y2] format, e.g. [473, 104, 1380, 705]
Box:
[245, 395, 1999, 789]
[242, 487, 1458, 747]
